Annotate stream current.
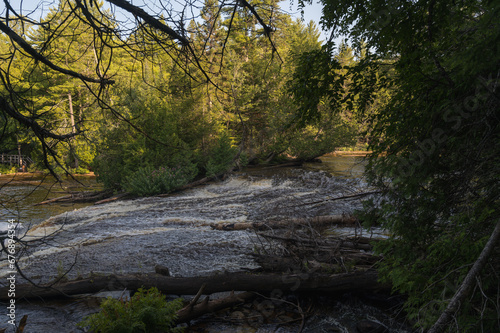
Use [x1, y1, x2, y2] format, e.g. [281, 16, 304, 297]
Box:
[0, 157, 412, 332]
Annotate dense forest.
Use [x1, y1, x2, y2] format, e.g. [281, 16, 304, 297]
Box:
[0, 0, 366, 194]
[0, 0, 499, 332]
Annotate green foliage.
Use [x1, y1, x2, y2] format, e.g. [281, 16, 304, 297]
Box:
[78, 287, 184, 333]
[0, 164, 18, 174]
[306, 0, 500, 330]
[93, 79, 209, 191]
[2, 0, 342, 177]
[204, 134, 238, 177]
[124, 164, 197, 197]
[286, 113, 357, 160]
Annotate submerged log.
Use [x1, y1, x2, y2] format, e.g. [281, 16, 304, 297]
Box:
[35, 190, 115, 205]
[1, 270, 388, 301]
[211, 214, 357, 231]
[34, 195, 73, 205]
[94, 192, 130, 205]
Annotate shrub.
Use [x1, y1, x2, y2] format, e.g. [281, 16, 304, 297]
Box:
[124, 163, 197, 196]
[205, 134, 238, 177]
[78, 287, 184, 333]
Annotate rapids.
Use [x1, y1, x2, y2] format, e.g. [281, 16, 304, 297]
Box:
[2, 169, 369, 282]
[0, 160, 411, 332]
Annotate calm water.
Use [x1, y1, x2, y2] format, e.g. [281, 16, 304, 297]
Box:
[304, 154, 367, 178]
[0, 173, 101, 226]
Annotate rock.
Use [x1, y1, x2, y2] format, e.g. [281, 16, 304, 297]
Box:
[155, 264, 170, 276]
[356, 319, 388, 333]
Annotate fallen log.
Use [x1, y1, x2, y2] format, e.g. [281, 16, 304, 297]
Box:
[35, 190, 115, 205]
[211, 214, 357, 231]
[1, 270, 388, 301]
[297, 191, 382, 207]
[94, 192, 130, 205]
[34, 194, 73, 205]
[256, 232, 373, 251]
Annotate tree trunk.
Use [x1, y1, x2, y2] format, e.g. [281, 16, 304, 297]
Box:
[68, 92, 78, 169]
[1, 270, 388, 301]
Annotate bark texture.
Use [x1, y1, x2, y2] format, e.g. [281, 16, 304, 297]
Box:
[1, 270, 388, 301]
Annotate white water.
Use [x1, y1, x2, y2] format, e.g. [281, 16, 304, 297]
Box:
[0, 162, 410, 332]
[1, 169, 370, 282]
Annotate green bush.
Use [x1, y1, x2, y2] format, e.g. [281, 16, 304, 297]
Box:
[205, 134, 238, 177]
[0, 164, 17, 174]
[78, 287, 184, 333]
[124, 164, 197, 196]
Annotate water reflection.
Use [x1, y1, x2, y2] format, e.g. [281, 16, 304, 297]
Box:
[0, 173, 101, 225]
[304, 154, 368, 179]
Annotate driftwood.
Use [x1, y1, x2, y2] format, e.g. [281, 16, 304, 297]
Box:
[212, 215, 357, 231]
[258, 161, 304, 170]
[0, 270, 387, 301]
[34, 194, 73, 205]
[35, 190, 114, 205]
[94, 192, 130, 205]
[297, 191, 382, 207]
[257, 233, 374, 251]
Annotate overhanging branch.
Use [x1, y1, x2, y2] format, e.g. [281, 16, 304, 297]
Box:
[105, 0, 189, 45]
[0, 20, 114, 85]
[0, 95, 78, 141]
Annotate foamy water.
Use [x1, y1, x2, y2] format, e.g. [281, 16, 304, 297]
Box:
[0, 167, 410, 333]
[1, 170, 370, 282]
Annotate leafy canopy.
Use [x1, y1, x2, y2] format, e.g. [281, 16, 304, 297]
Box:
[293, 0, 500, 330]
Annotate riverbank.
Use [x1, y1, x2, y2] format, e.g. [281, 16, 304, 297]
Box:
[327, 150, 372, 156]
[0, 173, 101, 226]
[0, 172, 96, 186]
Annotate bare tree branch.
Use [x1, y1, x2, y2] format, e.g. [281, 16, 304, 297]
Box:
[106, 0, 189, 45]
[0, 20, 114, 85]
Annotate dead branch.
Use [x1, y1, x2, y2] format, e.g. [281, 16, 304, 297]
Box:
[212, 215, 357, 231]
[177, 291, 256, 323]
[35, 190, 115, 205]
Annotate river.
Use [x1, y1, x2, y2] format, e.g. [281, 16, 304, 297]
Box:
[0, 155, 411, 332]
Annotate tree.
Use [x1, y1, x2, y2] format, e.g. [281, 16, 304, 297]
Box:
[293, 0, 500, 331]
[0, 0, 280, 176]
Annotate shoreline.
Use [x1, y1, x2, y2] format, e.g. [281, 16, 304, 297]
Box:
[0, 172, 96, 186]
[325, 150, 372, 156]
